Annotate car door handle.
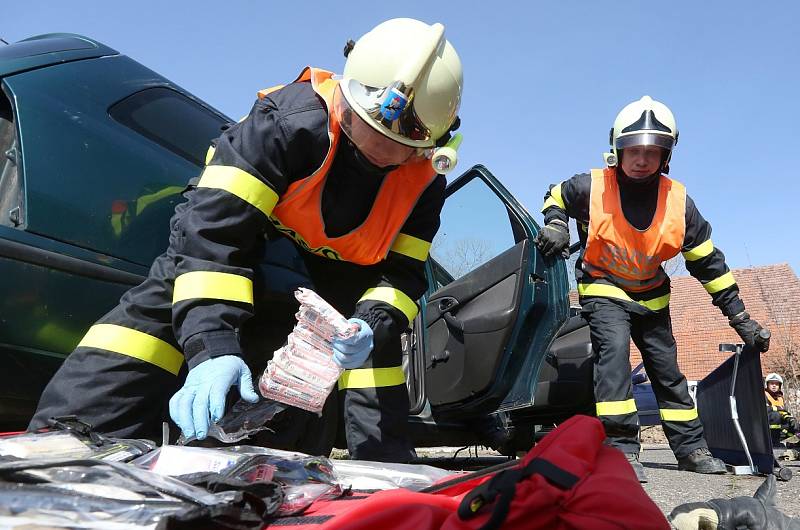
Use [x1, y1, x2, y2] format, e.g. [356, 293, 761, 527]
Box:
[442, 311, 464, 333]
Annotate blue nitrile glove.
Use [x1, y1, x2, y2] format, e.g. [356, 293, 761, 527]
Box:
[332, 318, 374, 370]
[169, 355, 259, 440]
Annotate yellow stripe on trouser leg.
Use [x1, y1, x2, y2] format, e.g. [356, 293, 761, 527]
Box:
[659, 407, 699, 422]
[390, 233, 431, 261]
[197, 165, 279, 216]
[173, 271, 254, 304]
[77, 324, 184, 375]
[359, 287, 419, 323]
[596, 399, 638, 416]
[338, 366, 406, 390]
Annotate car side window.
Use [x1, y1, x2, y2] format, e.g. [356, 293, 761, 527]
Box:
[0, 87, 22, 228]
[109, 87, 224, 167]
[430, 176, 520, 283]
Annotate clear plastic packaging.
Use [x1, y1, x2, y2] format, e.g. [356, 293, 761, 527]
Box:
[331, 459, 456, 491]
[0, 430, 155, 462]
[0, 456, 230, 528]
[259, 288, 358, 413]
[134, 444, 341, 515]
[177, 398, 287, 445]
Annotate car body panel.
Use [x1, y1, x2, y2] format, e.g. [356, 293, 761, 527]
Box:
[0, 34, 229, 425]
[6, 55, 224, 265]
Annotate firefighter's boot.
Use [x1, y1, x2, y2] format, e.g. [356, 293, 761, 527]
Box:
[626, 452, 648, 483]
[677, 447, 726, 474]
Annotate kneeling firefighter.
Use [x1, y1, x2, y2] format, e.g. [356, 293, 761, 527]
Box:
[30, 18, 464, 463]
[535, 96, 770, 481]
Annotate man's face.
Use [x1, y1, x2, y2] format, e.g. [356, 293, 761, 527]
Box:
[768, 382, 781, 393]
[333, 86, 424, 168]
[619, 145, 665, 179]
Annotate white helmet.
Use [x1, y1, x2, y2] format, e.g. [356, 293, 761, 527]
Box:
[605, 96, 678, 169]
[765, 373, 784, 387]
[340, 18, 463, 149]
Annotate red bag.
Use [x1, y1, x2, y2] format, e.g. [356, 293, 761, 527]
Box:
[266, 415, 668, 530]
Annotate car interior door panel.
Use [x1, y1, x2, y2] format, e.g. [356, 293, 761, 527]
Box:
[425, 240, 528, 406]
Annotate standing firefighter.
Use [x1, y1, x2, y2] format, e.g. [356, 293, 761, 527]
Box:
[30, 18, 464, 463]
[535, 96, 770, 481]
[765, 373, 798, 446]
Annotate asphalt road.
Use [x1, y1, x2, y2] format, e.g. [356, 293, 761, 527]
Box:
[411, 444, 800, 519]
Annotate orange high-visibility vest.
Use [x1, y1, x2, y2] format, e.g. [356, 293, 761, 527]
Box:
[766, 391, 785, 411]
[259, 67, 437, 265]
[583, 167, 686, 292]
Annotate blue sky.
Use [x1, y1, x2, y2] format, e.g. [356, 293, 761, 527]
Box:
[7, 1, 799, 273]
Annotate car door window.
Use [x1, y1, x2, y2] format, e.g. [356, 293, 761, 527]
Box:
[109, 87, 224, 167]
[430, 177, 521, 283]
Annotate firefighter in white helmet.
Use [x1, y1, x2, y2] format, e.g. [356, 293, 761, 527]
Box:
[765, 373, 798, 446]
[536, 95, 770, 481]
[32, 18, 463, 463]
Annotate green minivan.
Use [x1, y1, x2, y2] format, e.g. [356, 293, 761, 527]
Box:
[0, 34, 598, 452]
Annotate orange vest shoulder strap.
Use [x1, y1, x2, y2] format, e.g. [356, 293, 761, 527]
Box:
[257, 66, 337, 99]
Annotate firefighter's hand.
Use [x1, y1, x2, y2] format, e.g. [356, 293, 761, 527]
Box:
[670, 476, 799, 529]
[169, 355, 259, 440]
[729, 311, 771, 352]
[534, 221, 570, 258]
[332, 318, 373, 370]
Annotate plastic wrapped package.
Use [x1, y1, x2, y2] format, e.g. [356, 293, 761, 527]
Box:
[258, 288, 359, 414]
[0, 456, 232, 528]
[177, 398, 287, 445]
[0, 429, 155, 463]
[332, 459, 457, 491]
[134, 445, 342, 515]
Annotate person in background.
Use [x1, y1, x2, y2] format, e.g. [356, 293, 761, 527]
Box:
[535, 95, 770, 481]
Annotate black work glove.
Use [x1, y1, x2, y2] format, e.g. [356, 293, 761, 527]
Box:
[534, 220, 570, 258]
[670, 475, 800, 529]
[729, 311, 771, 352]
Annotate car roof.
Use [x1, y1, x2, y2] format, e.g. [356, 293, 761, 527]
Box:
[0, 33, 118, 77]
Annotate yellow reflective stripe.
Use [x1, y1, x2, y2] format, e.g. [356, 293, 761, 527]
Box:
[639, 293, 671, 311]
[135, 186, 184, 215]
[390, 233, 431, 261]
[770, 425, 783, 429]
[682, 239, 714, 261]
[596, 399, 637, 416]
[205, 146, 216, 165]
[78, 324, 183, 375]
[659, 407, 699, 422]
[541, 182, 566, 212]
[704, 271, 736, 294]
[173, 271, 254, 305]
[337, 366, 406, 390]
[577, 283, 670, 311]
[198, 165, 279, 217]
[359, 287, 418, 323]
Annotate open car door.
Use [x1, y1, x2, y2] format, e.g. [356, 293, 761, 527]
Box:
[409, 165, 567, 418]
